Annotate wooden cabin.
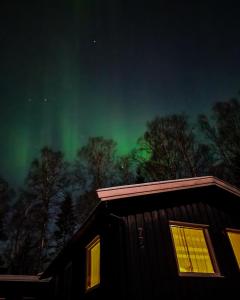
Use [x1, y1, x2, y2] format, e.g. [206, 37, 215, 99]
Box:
[41, 176, 240, 300]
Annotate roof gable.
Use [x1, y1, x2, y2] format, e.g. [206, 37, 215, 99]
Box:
[97, 176, 240, 201]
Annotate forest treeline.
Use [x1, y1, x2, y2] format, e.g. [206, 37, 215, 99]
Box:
[0, 98, 240, 274]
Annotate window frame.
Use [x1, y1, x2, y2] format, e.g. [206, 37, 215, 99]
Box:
[169, 221, 221, 277]
[226, 228, 240, 270]
[85, 235, 101, 292]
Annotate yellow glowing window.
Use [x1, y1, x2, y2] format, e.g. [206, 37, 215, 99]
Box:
[227, 230, 240, 269]
[170, 224, 218, 275]
[86, 236, 100, 290]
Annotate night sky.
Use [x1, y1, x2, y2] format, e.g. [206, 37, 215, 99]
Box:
[1, 1, 240, 186]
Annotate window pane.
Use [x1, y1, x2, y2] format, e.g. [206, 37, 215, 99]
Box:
[171, 225, 215, 274]
[227, 231, 240, 268]
[86, 236, 100, 290]
[90, 241, 100, 287]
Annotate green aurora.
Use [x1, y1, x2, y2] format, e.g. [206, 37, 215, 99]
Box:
[1, 1, 240, 186]
[2, 92, 148, 186]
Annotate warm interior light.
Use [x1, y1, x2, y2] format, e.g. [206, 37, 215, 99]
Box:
[86, 236, 100, 290]
[227, 231, 240, 268]
[171, 225, 215, 273]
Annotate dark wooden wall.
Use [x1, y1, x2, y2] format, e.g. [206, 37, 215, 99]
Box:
[49, 186, 240, 300]
[105, 186, 240, 300]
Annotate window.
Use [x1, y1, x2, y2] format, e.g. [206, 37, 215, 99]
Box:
[170, 222, 219, 275]
[86, 235, 100, 290]
[226, 229, 240, 269]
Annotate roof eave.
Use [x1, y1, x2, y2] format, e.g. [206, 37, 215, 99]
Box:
[97, 176, 240, 201]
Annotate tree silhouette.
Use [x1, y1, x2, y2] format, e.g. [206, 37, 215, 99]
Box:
[74, 137, 118, 222]
[75, 136, 118, 190]
[137, 114, 212, 182]
[54, 193, 76, 253]
[116, 153, 137, 185]
[24, 147, 69, 271]
[199, 98, 240, 185]
[5, 190, 43, 274]
[0, 177, 13, 268]
[0, 177, 12, 241]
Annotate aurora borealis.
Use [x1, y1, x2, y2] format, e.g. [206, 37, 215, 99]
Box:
[1, 1, 240, 186]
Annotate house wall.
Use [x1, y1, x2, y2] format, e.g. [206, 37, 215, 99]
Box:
[48, 186, 240, 300]
[51, 213, 107, 300]
[105, 187, 240, 300]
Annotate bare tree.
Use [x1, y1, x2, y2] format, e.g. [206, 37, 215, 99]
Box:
[5, 190, 42, 274]
[54, 193, 76, 253]
[137, 114, 212, 182]
[24, 147, 69, 271]
[199, 98, 240, 185]
[0, 177, 12, 241]
[116, 153, 137, 185]
[74, 137, 118, 222]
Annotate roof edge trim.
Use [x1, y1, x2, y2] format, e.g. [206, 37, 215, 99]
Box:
[97, 176, 240, 201]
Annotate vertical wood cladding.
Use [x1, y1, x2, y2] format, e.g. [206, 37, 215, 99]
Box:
[116, 190, 240, 300]
[47, 185, 240, 300]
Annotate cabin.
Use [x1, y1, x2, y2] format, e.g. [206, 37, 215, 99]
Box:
[41, 176, 240, 300]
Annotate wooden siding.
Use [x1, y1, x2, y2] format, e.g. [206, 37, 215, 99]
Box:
[108, 190, 240, 300]
[47, 185, 240, 300]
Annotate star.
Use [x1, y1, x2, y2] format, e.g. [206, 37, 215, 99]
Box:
[43, 98, 48, 102]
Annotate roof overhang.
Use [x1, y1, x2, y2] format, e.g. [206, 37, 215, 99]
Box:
[97, 176, 240, 201]
[0, 275, 40, 282]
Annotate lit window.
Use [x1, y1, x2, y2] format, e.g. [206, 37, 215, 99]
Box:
[86, 235, 100, 290]
[170, 223, 219, 275]
[226, 229, 240, 269]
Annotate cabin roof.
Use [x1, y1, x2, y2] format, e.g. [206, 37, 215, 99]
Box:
[0, 275, 41, 282]
[97, 176, 240, 201]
